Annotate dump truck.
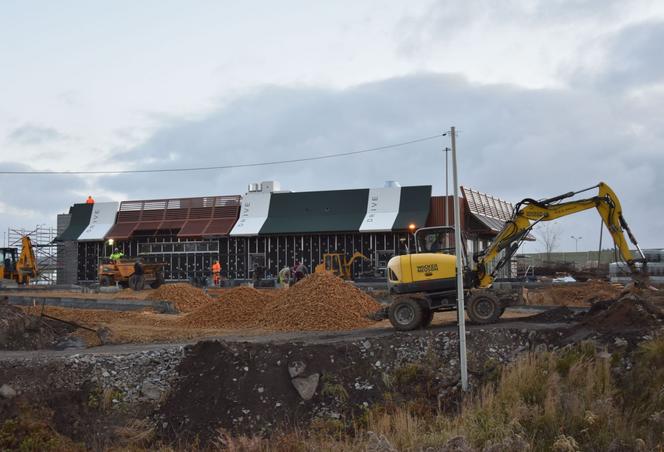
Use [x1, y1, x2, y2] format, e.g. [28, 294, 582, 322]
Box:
[98, 258, 166, 290]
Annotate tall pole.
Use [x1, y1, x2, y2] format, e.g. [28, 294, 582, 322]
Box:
[444, 147, 450, 226]
[451, 126, 468, 391]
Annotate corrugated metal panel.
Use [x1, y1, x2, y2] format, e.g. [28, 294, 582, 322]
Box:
[106, 195, 241, 240]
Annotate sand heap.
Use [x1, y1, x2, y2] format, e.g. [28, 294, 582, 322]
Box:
[147, 283, 212, 313]
[179, 273, 382, 331]
[255, 272, 382, 331]
[179, 286, 273, 328]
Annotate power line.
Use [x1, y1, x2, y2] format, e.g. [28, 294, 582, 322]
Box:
[0, 133, 446, 175]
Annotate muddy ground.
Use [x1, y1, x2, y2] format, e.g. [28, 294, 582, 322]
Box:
[1, 288, 662, 449]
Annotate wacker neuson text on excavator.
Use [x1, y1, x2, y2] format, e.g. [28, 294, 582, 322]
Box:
[384, 182, 649, 331]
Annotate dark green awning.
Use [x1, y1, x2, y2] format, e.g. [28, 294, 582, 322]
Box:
[393, 185, 432, 230]
[259, 189, 369, 234]
[55, 203, 93, 241]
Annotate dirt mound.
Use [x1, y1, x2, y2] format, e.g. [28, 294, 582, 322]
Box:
[254, 272, 382, 331]
[147, 283, 211, 312]
[0, 301, 74, 350]
[179, 287, 274, 328]
[525, 306, 576, 323]
[581, 293, 664, 332]
[525, 281, 622, 307]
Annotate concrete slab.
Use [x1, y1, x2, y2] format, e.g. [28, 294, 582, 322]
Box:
[6, 295, 176, 314]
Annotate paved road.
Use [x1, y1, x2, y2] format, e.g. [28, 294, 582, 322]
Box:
[0, 312, 572, 361]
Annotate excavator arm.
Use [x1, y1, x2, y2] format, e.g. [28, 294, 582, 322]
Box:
[475, 182, 647, 288]
[16, 236, 38, 284]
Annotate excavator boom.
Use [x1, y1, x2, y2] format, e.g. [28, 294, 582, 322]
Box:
[476, 182, 646, 287]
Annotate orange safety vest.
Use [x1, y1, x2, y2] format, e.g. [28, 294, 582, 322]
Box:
[212, 262, 221, 273]
[86, 196, 95, 204]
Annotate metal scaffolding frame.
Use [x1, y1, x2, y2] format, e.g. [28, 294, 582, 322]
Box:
[7, 225, 58, 285]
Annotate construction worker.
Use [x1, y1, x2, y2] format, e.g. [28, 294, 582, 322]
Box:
[86, 195, 95, 204]
[294, 260, 308, 284]
[212, 260, 221, 287]
[109, 248, 124, 262]
[278, 265, 291, 288]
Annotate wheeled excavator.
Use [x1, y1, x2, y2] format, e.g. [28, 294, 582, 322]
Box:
[0, 236, 38, 286]
[385, 182, 648, 331]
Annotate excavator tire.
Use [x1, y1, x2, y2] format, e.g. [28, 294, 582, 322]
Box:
[129, 274, 145, 291]
[388, 297, 424, 331]
[467, 291, 501, 324]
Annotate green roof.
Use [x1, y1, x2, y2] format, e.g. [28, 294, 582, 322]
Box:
[259, 189, 370, 234]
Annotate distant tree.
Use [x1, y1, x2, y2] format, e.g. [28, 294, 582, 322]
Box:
[536, 223, 560, 263]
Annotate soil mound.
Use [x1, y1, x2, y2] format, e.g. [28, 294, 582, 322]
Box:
[255, 272, 381, 331]
[582, 293, 664, 332]
[0, 300, 74, 350]
[179, 287, 273, 328]
[147, 283, 211, 313]
[525, 306, 576, 323]
[525, 280, 621, 307]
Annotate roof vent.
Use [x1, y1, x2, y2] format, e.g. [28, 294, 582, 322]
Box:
[260, 180, 281, 192]
[248, 183, 260, 192]
[384, 180, 401, 188]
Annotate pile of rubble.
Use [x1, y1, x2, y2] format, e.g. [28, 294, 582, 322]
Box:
[255, 272, 382, 331]
[147, 283, 212, 312]
[179, 287, 273, 328]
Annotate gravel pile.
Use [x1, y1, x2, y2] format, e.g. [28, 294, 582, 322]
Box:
[179, 287, 274, 328]
[255, 272, 382, 331]
[147, 283, 212, 313]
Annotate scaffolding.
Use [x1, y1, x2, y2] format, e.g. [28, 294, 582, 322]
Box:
[6, 225, 58, 285]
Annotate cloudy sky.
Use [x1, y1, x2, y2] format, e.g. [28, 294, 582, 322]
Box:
[1, 0, 663, 252]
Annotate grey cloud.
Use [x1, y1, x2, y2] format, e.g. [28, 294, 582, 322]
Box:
[398, 0, 624, 57]
[6, 124, 66, 146]
[94, 70, 664, 250]
[599, 21, 664, 89]
[0, 161, 87, 234]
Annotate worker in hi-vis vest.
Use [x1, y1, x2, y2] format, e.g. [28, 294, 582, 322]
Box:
[212, 260, 221, 286]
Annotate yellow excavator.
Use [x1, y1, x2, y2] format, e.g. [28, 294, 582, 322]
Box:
[315, 252, 369, 280]
[385, 182, 648, 330]
[0, 236, 38, 286]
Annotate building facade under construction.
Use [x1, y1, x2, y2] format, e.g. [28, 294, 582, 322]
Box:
[55, 181, 517, 285]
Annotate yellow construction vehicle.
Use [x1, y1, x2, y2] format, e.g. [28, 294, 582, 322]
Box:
[0, 236, 38, 286]
[386, 182, 648, 330]
[315, 252, 369, 280]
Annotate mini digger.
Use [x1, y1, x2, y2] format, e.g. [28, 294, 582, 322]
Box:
[385, 182, 648, 331]
[315, 252, 369, 280]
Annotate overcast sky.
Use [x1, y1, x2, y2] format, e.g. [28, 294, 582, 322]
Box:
[1, 0, 663, 252]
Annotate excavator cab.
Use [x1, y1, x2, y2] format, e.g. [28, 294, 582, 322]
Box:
[0, 248, 19, 280]
[415, 226, 458, 255]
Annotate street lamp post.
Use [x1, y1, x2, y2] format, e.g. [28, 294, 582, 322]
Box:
[571, 235, 582, 253]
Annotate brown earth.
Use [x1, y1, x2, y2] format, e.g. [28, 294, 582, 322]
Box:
[524, 280, 622, 306]
[581, 291, 664, 332]
[147, 283, 212, 313]
[254, 272, 382, 331]
[0, 301, 77, 350]
[179, 286, 275, 329]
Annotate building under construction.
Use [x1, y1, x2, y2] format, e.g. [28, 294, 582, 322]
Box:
[55, 181, 517, 285]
